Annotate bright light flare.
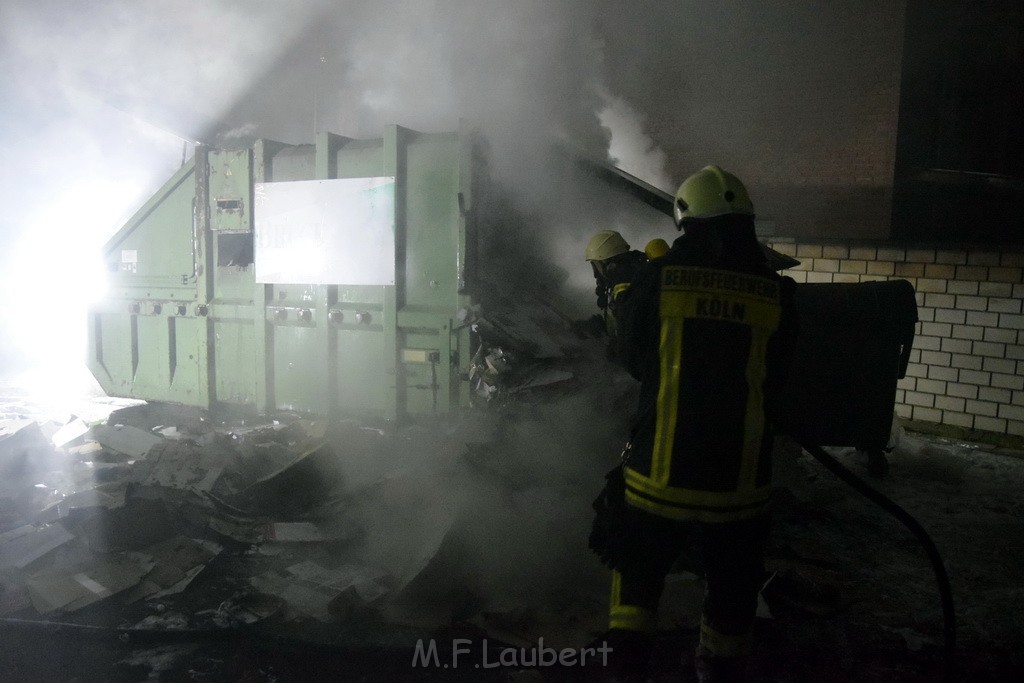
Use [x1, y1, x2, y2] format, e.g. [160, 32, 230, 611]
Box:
[2, 178, 146, 379]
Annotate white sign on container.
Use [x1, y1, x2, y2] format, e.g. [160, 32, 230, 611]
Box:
[254, 177, 396, 285]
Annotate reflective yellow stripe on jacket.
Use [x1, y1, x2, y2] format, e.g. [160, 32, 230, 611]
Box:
[627, 266, 781, 522]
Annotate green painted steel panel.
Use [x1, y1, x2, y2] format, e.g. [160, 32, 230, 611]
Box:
[90, 127, 476, 420]
[271, 323, 321, 413]
[209, 150, 252, 231]
[214, 257, 256, 302]
[89, 312, 134, 396]
[104, 163, 197, 287]
[405, 134, 461, 310]
[334, 326, 387, 414]
[334, 140, 385, 179]
[166, 317, 206, 404]
[267, 145, 315, 181]
[213, 318, 257, 406]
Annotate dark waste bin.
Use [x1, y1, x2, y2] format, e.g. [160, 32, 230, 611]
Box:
[775, 279, 917, 452]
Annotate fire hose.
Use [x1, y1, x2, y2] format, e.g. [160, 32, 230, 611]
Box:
[799, 442, 956, 657]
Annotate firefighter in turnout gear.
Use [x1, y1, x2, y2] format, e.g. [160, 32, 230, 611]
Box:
[585, 230, 648, 357]
[599, 166, 798, 681]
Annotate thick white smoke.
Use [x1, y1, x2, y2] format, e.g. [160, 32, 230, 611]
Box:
[599, 93, 674, 193]
[0, 0, 686, 382]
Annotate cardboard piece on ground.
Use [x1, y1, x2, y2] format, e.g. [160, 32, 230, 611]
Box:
[287, 561, 391, 604]
[52, 418, 90, 448]
[120, 536, 222, 603]
[208, 517, 347, 545]
[357, 473, 460, 592]
[251, 561, 391, 622]
[240, 442, 325, 493]
[92, 424, 163, 458]
[296, 419, 327, 441]
[0, 523, 76, 570]
[37, 486, 127, 524]
[0, 419, 39, 442]
[234, 442, 341, 518]
[250, 572, 330, 621]
[0, 420, 54, 468]
[197, 592, 283, 628]
[128, 442, 224, 493]
[67, 442, 104, 459]
[132, 611, 191, 630]
[0, 575, 32, 615]
[148, 565, 206, 600]
[208, 515, 262, 544]
[155, 426, 183, 440]
[264, 522, 347, 542]
[26, 551, 155, 614]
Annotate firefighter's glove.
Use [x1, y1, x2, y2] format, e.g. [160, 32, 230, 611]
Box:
[588, 464, 632, 570]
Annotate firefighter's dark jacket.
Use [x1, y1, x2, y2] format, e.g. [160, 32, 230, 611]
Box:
[594, 250, 647, 309]
[611, 221, 798, 523]
[595, 249, 648, 340]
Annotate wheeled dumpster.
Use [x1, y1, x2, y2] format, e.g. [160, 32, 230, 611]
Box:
[775, 279, 918, 450]
[88, 126, 477, 420]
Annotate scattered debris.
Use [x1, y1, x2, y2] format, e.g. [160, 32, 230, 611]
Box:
[121, 535, 221, 603]
[0, 420, 55, 480]
[130, 612, 192, 630]
[508, 368, 574, 394]
[128, 441, 225, 494]
[251, 560, 391, 622]
[356, 473, 461, 592]
[51, 418, 90, 448]
[92, 424, 163, 458]
[0, 523, 76, 570]
[36, 485, 127, 524]
[26, 551, 155, 614]
[264, 522, 347, 543]
[0, 574, 32, 616]
[197, 592, 284, 628]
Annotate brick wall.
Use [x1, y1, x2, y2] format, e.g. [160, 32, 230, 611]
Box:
[768, 240, 1024, 439]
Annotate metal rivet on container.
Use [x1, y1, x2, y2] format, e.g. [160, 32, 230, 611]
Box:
[151, 303, 162, 315]
[176, 304, 187, 316]
[274, 308, 288, 322]
[196, 305, 209, 317]
[129, 303, 141, 315]
[298, 309, 312, 323]
[329, 310, 344, 323]
[356, 312, 371, 324]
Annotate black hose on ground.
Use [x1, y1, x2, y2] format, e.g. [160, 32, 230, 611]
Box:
[799, 442, 956, 656]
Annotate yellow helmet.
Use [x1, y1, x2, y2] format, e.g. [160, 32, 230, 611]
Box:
[644, 238, 670, 260]
[673, 165, 754, 227]
[585, 230, 630, 261]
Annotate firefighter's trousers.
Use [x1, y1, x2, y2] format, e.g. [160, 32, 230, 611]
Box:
[608, 507, 770, 658]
